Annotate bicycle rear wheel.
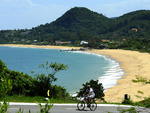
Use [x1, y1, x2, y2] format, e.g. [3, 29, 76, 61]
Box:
[77, 101, 85, 111]
[89, 101, 97, 111]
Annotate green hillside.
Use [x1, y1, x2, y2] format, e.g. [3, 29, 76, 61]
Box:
[109, 10, 150, 39]
[0, 7, 150, 47]
[27, 7, 113, 42]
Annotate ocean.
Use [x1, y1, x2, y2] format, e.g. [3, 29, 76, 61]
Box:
[0, 46, 124, 94]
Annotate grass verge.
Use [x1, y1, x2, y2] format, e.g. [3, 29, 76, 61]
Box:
[0, 95, 77, 103]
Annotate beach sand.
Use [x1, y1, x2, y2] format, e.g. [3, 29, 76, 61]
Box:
[0, 44, 81, 50]
[88, 49, 150, 102]
[1, 44, 150, 102]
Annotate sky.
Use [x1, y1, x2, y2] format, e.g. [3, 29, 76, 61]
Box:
[0, 0, 150, 30]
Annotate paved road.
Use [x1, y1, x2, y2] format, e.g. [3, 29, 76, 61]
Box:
[7, 103, 150, 113]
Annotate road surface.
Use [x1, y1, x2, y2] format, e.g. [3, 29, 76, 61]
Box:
[7, 103, 150, 113]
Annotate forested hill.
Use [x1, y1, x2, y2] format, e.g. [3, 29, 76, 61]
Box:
[0, 7, 150, 44]
[108, 10, 150, 39]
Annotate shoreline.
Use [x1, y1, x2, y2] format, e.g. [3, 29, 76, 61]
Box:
[1, 44, 150, 102]
[72, 51, 124, 91]
[0, 44, 124, 92]
[0, 44, 81, 50]
[88, 49, 150, 102]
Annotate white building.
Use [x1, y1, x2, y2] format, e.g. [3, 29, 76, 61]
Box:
[80, 41, 88, 45]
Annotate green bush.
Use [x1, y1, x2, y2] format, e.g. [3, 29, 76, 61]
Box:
[9, 71, 34, 96]
[0, 77, 12, 98]
[39, 101, 53, 113]
[0, 101, 8, 113]
[122, 99, 133, 105]
[0, 59, 69, 98]
[136, 97, 150, 108]
[51, 85, 69, 98]
[77, 79, 105, 99]
[31, 62, 68, 97]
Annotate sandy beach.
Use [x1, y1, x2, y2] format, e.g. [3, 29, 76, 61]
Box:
[0, 44, 81, 50]
[1, 44, 150, 102]
[87, 49, 150, 102]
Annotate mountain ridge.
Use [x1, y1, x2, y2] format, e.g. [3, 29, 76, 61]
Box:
[0, 7, 150, 44]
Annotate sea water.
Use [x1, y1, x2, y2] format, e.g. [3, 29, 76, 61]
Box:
[0, 46, 124, 94]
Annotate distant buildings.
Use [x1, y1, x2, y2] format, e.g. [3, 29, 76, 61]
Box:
[131, 28, 138, 32]
[55, 41, 71, 45]
[101, 39, 110, 43]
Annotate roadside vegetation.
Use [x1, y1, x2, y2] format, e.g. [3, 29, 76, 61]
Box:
[0, 100, 53, 113]
[0, 60, 69, 100]
[0, 95, 76, 103]
[0, 59, 75, 112]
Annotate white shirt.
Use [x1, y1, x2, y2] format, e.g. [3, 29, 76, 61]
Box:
[89, 88, 95, 96]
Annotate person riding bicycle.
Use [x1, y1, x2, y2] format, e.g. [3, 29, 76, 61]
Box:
[84, 85, 95, 107]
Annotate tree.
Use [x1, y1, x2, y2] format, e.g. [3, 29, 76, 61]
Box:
[0, 60, 7, 74]
[51, 85, 69, 98]
[33, 62, 68, 96]
[9, 71, 34, 95]
[77, 80, 105, 99]
[0, 77, 12, 98]
[0, 60, 12, 98]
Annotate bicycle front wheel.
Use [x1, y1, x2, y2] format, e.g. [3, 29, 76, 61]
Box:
[77, 101, 85, 111]
[90, 101, 97, 111]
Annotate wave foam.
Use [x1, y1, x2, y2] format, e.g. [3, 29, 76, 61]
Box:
[99, 60, 124, 90]
[70, 50, 124, 91]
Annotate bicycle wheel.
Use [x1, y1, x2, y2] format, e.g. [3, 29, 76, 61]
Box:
[89, 101, 97, 111]
[77, 101, 85, 111]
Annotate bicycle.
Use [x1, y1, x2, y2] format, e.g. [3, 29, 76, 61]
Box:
[77, 96, 97, 111]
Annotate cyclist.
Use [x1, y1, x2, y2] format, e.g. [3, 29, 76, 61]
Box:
[84, 85, 95, 107]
